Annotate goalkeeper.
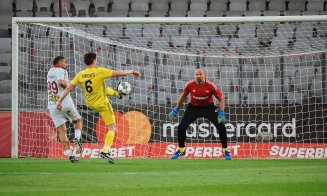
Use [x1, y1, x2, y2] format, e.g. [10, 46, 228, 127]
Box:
[168, 68, 231, 160]
[57, 52, 140, 163]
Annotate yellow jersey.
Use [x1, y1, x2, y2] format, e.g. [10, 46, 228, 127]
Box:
[71, 67, 113, 108]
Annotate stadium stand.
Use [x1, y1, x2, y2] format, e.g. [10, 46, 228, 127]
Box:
[1, 0, 327, 109]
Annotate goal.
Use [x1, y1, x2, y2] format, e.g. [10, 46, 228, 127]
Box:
[12, 16, 327, 159]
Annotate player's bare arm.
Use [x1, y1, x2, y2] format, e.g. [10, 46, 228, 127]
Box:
[176, 94, 187, 109]
[216, 96, 225, 110]
[58, 79, 69, 89]
[111, 70, 140, 78]
[56, 83, 76, 111]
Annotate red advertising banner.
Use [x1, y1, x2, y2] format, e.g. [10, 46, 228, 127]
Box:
[0, 112, 11, 157]
[48, 142, 327, 159]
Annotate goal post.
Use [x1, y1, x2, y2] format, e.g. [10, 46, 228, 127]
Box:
[11, 16, 327, 159]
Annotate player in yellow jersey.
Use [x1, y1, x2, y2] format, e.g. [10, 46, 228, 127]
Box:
[56, 52, 140, 163]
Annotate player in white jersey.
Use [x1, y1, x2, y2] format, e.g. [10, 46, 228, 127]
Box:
[47, 56, 83, 163]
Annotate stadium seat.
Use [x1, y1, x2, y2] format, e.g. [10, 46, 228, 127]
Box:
[307, 0, 325, 11]
[225, 11, 244, 17]
[310, 37, 327, 51]
[243, 11, 262, 16]
[218, 24, 237, 37]
[35, 0, 53, 17]
[315, 22, 327, 37]
[206, 11, 224, 17]
[284, 11, 301, 15]
[105, 23, 124, 39]
[187, 11, 206, 17]
[109, 11, 129, 17]
[0, 72, 11, 81]
[256, 24, 276, 40]
[111, 1, 130, 12]
[271, 37, 292, 51]
[229, 0, 247, 11]
[295, 23, 314, 39]
[151, 37, 170, 50]
[161, 24, 180, 37]
[169, 11, 187, 17]
[0, 93, 11, 109]
[247, 93, 264, 104]
[0, 53, 11, 74]
[125, 24, 143, 38]
[180, 24, 199, 38]
[170, 0, 189, 12]
[265, 92, 282, 104]
[0, 79, 11, 93]
[15, 0, 34, 17]
[263, 11, 281, 16]
[151, 0, 169, 12]
[0, 0, 13, 26]
[199, 24, 218, 37]
[276, 23, 296, 38]
[71, 0, 91, 17]
[131, 0, 148, 12]
[302, 11, 321, 15]
[190, 2, 207, 12]
[248, 0, 266, 11]
[171, 36, 190, 48]
[0, 38, 11, 53]
[93, 0, 110, 16]
[143, 24, 161, 38]
[210, 37, 229, 51]
[191, 37, 209, 51]
[229, 37, 247, 51]
[238, 24, 256, 38]
[148, 10, 167, 17]
[129, 11, 147, 17]
[205, 66, 219, 80]
[209, 0, 228, 11]
[288, 0, 306, 11]
[268, 0, 286, 11]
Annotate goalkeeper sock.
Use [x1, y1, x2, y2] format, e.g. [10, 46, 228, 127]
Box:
[103, 131, 115, 153]
[74, 129, 81, 140]
[179, 147, 185, 153]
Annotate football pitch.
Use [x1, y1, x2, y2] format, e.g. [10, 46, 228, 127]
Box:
[0, 158, 326, 196]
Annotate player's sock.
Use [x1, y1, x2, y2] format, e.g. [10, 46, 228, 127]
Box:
[74, 129, 81, 140]
[102, 146, 110, 154]
[63, 149, 73, 157]
[179, 147, 185, 153]
[102, 131, 115, 153]
[106, 87, 120, 97]
[223, 148, 229, 153]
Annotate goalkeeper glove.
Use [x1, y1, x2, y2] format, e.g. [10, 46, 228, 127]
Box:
[168, 107, 179, 121]
[218, 110, 226, 124]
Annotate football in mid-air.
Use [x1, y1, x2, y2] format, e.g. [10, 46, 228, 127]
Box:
[118, 82, 132, 95]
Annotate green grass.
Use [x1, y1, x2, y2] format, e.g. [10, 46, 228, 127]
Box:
[0, 158, 326, 196]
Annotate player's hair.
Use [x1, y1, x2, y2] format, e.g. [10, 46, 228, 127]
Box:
[84, 52, 96, 66]
[53, 56, 65, 65]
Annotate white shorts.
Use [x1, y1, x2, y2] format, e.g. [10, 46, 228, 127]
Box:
[49, 105, 81, 128]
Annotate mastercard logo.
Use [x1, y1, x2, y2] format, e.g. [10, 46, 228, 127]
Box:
[95, 111, 152, 144]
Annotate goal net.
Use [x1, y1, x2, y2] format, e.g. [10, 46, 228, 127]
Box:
[12, 17, 327, 159]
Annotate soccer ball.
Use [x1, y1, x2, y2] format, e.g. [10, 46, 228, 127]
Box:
[117, 82, 132, 95]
